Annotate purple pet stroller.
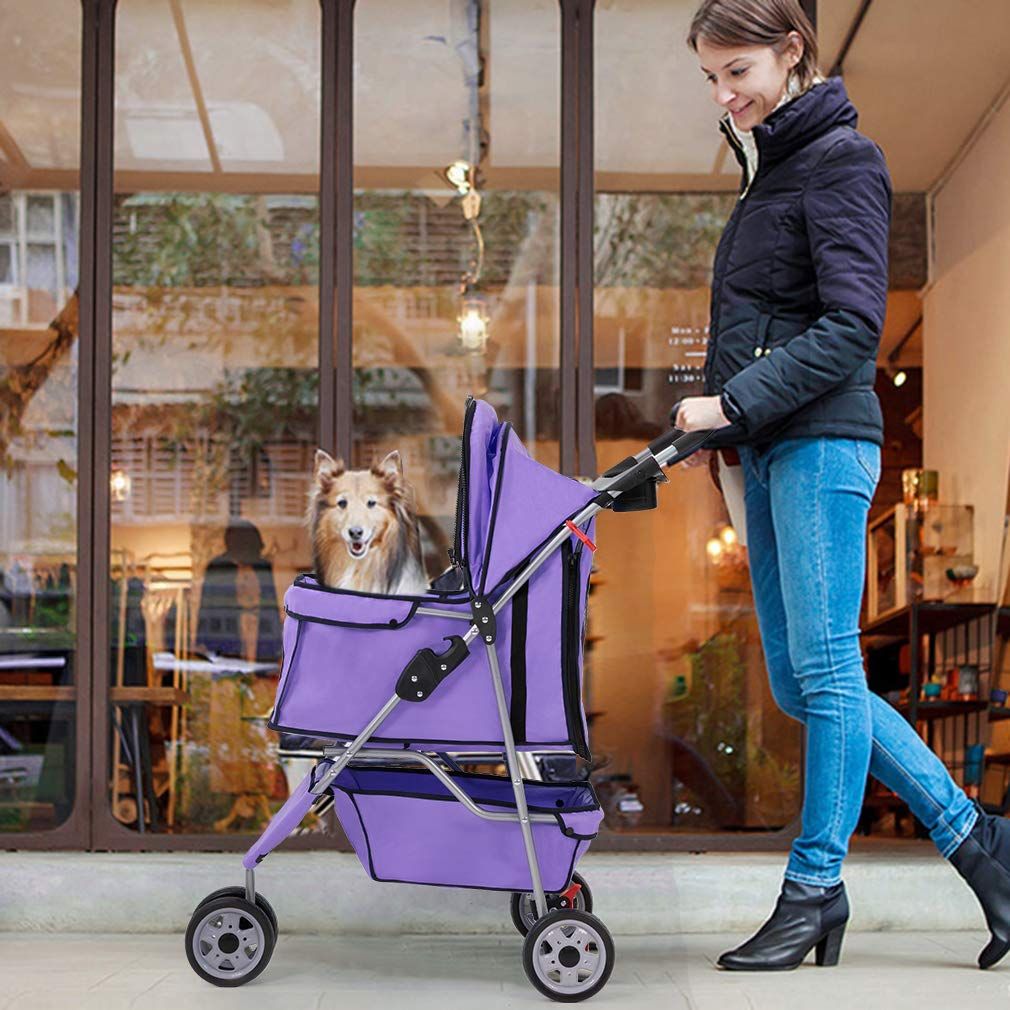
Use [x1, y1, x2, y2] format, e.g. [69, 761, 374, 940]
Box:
[185, 396, 709, 1001]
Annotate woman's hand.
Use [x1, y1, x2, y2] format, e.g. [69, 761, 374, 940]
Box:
[673, 395, 732, 432]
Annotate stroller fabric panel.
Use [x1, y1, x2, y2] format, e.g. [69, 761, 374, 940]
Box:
[457, 397, 500, 588]
[283, 577, 423, 625]
[329, 766, 603, 891]
[270, 556, 593, 752]
[478, 425, 598, 595]
[271, 591, 511, 746]
[510, 539, 594, 760]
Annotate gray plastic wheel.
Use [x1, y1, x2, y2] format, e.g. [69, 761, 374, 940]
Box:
[510, 871, 592, 936]
[185, 895, 275, 987]
[193, 886, 278, 938]
[521, 908, 614, 1003]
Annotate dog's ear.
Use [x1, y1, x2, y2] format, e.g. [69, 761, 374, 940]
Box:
[314, 449, 344, 490]
[372, 450, 403, 484]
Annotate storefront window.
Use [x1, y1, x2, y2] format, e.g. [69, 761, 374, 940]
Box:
[0, 7, 81, 833]
[352, 0, 561, 576]
[109, 0, 320, 833]
[589, 1, 803, 833]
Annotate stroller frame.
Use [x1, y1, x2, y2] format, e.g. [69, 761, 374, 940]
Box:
[240, 426, 701, 917]
[188, 414, 709, 999]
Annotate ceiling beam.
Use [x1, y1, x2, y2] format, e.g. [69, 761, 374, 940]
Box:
[0, 118, 30, 176]
[169, 0, 222, 173]
[888, 314, 922, 365]
[829, 0, 874, 78]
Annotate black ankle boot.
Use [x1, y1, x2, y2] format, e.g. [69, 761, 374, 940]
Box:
[717, 879, 849, 971]
[949, 804, 1010, 969]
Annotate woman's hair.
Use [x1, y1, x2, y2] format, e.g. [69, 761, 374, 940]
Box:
[687, 0, 820, 91]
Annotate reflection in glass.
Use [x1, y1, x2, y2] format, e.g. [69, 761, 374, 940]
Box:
[353, 0, 562, 577]
[0, 1, 81, 832]
[110, 0, 321, 834]
[590, 2, 802, 833]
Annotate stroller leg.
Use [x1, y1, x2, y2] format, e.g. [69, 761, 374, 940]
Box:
[484, 640, 549, 920]
[241, 760, 332, 870]
[243, 693, 402, 869]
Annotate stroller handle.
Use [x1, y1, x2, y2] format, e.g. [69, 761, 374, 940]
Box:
[646, 426, 714, 468]
[591, 426, 715, 500]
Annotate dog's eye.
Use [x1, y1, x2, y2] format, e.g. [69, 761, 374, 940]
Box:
[337, 499, 348, 509]
[366, 499, 377, 508]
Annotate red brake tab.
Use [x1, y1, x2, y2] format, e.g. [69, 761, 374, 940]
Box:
[565, 520, 597, 553]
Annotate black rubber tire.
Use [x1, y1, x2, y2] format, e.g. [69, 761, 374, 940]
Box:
[510, 871, 593, 937]
[521, 908, 615, 1002]
[185, 895, 276, 987]
[193, 886, 278, 938]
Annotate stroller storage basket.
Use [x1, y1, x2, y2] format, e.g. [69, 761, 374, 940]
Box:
[330, 766, 603, 892]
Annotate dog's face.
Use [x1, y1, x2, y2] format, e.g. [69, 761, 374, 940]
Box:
[310, 449, 406, 563]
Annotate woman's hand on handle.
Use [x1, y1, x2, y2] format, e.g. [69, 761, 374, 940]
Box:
[673, 395, 731, 433]
[671, 395, 730, 470]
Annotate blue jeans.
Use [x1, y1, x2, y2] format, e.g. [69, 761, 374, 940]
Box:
[737, 436, 978, 886]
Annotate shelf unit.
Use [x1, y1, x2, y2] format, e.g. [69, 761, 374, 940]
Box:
[981, 608, 1010, 808]
[862, 601, 997, 727]
[860, 600, 1001, 830]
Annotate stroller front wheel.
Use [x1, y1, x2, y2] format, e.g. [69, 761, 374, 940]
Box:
[521, 908, 614, 1002]
[192, 885, 279, 938]
[510, 871, 593, 936]
[185, 895, 275, 987]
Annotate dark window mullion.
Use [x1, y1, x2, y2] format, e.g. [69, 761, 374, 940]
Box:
[320, 0, 354, 462]
[82, 0, 117, 851]
[559, 0, 578, 475]
[575, 0, 595, 478]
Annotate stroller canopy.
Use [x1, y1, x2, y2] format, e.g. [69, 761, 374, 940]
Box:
[454, 397, 597, 596]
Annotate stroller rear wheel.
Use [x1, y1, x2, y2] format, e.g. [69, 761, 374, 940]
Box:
[521, 908, 614, 1002]
[185, 895, 275, 987]
[510, 871, 592, 936]
[192, 886, 279, 938]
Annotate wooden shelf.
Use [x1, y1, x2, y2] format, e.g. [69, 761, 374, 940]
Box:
[110, 687, 188, 706]
[0, 685, 74, 702]
[895, 699, 988, 721]
[990, 705, 1010, 723]
[0, 686, 188, 704]
[862, 602, 998, 638]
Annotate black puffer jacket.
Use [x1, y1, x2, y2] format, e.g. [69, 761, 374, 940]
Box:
[702, 76, 892, 453]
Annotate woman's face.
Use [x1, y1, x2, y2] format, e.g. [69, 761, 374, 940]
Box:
[696, 33, 802, 132]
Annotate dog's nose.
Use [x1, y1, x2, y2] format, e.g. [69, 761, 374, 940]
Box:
[348, 526, 364, 540]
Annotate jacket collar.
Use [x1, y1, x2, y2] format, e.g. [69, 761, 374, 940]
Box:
[718, 76, 857, 174]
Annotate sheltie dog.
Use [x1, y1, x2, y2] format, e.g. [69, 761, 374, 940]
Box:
[308, 449, 428, 595]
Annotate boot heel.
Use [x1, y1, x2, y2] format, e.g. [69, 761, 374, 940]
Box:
[815, 925, 845, 967]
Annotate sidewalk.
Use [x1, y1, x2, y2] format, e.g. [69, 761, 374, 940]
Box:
[2, 930, 1006, 1010]
[0, 844, 987, 934]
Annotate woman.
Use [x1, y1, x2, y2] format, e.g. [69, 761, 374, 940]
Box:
[674, 0, 1010, 973]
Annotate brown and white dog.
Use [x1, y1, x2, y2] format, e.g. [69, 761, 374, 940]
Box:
[308, 449, 428, 595]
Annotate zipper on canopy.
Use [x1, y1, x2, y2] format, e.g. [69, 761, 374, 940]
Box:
[561, 537, 591, 761]
[450, 395, 476, 585]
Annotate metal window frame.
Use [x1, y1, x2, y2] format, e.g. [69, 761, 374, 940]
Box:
[86, 0, 350, 853]
[8, 0, 813, 853]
